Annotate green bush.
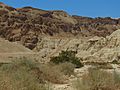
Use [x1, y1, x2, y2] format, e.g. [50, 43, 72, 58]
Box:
[0, 6, 3, 8]
[112, 60, 119, 64]
[50, 50, 83, 68]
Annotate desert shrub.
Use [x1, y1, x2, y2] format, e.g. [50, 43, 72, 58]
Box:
[0, 6, 3, 8]
[113, 70, 120, 87]
[54, 62, 75, 76]
[0, 60, 48, 90]
[38, 63, 66, 84]
[50, 50, 83, 68]
[112, 60, 119, 64]
[0, 57, 38, 72]
[0, 57, 66, 90]
[73, 68, 120, 90]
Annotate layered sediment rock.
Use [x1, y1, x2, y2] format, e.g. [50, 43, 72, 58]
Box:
[0, 2, 120, 50]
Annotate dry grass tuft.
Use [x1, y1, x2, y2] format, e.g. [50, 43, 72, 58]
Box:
[0, 57, 76, 90]
[73, 68, 120, 90]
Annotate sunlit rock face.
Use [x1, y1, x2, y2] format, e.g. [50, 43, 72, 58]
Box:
[0, 2, 120, 50]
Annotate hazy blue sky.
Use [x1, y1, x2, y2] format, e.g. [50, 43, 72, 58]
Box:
[1, 0, 120, 18]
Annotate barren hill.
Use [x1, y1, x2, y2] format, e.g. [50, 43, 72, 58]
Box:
[0, 38, 31, 53]
[0, 38, 34, 63]
[0, 2, 120, 50]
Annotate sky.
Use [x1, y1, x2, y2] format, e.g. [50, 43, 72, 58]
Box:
[0, 0, 120, 18]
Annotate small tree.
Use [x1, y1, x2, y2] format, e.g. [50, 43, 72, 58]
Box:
[50, 50, 83, 68]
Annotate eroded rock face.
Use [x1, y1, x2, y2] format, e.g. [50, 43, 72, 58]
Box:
[75, 29, 120, 63]
[0, 2, 120, 50]
[34, 29, 120, 63]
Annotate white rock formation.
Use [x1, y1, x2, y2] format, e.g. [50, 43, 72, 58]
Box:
[35, 29, 120, 63]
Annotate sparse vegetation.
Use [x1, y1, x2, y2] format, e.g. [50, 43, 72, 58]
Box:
[0, 6, 3, 8]
[112, 59, 119, 64]
[0, 57, 71, 90]
[38, 63, 66, 84]
[95, 63, 113, 69]
[73, 68, 120, 90]
[50, 50, 84, 68]
[53, 62, 75, 76]
[0, 58, 48, 90]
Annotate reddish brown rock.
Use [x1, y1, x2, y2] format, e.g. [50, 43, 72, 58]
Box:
[0, 2, 120, 49]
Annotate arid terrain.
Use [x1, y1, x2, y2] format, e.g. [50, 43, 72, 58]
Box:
[0, 2, 120, 90]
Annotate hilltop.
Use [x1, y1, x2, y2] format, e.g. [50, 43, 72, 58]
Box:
[0, 2, 120, 50]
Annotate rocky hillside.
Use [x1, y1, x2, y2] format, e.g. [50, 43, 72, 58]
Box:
[0, 2, 120, 50]
[35, 29, 120, 63]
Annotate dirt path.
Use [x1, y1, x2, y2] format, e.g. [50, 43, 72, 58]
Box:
[52, 65, 91, 90]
